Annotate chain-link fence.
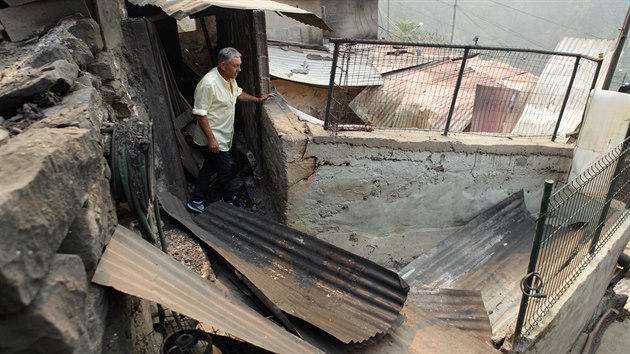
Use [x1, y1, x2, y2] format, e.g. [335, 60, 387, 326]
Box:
[514, 134, 630, 343]
[324, 39, 603, 141]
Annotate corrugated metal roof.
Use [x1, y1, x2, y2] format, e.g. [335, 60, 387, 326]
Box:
[349, 58, 537, 131]
[512, 37, 615, 137]
[360, 302, 500, 354]
[269, 46, 383, 87]
[405, 288, 493, 344]
[92, 225, 321, 354]
[128, 0, 332, 31]
[469, 85, 529, 133]
[399, 191, 536, 338]
[159, 191, 409, 344]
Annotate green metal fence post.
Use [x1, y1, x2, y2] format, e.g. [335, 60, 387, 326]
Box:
[513, 180, 555, 343]
[590, 126, 630, 252]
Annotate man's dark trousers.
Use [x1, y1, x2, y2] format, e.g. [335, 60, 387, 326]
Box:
[190, 149, 235, 203]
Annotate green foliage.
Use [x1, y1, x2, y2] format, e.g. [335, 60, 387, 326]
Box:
[391, 19, 448, 43]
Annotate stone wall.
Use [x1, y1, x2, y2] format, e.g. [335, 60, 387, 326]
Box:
[0, 14, 125, 354]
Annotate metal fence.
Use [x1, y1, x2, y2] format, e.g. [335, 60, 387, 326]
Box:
[514, 133, 630, 343]
[324, 39, 603, 141]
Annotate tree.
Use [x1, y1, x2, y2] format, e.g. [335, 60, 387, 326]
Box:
[392, 19, 448, 43]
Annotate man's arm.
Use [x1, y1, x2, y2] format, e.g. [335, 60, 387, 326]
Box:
[237, 91, 275, 103]
[195, 115, 220, 153]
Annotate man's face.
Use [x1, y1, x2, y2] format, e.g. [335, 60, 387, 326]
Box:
[220, 56, 242, 80]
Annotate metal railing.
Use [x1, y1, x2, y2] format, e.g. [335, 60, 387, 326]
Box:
[513, 132, 630, 344]
[324, 39, 603, 141]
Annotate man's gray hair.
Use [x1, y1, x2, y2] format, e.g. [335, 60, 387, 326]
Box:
[218, 47, 242, 64]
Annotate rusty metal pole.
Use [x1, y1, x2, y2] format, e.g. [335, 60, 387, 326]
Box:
[324, 42, 340, 130]
[444, 47, 469, 136]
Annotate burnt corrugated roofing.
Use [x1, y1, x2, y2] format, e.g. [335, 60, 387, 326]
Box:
[399, 191, 536, 338]
[159, 191, 409, 344]
[92, 225, 321, 354]
[349, 58, 536, 131]
[405, 287, 493, 345]
[360, 302, 500, 353]
[128, 0, 332, 31]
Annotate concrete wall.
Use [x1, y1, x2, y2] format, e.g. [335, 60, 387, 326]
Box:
[265, 0, 324, 44]
[514, 217, 630, 354]
[322, 0, 378, 40]
[266, 0, 378, 44]
[259, 98, 574, 264]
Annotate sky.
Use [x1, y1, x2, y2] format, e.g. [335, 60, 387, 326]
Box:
[378, 0, 630, 88]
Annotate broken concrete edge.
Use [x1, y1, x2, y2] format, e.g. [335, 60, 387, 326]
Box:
[508, 216, 630, 354]
[263, 95, 574, 158]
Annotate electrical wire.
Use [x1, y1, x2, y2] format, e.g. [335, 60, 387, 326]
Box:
[457, 8, 510, 46]
[486, 0, 605, 39]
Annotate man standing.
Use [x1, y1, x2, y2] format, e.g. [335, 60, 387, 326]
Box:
[186, 47, 273, 213]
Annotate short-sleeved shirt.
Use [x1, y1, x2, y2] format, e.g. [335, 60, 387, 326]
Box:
[191, 67, 243, 151]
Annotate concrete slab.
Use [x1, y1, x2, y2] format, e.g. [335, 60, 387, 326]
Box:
[595, 319, 630, 354]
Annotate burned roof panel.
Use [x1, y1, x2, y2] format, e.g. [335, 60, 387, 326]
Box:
[159, 191, 409, 344]
[406, 287, 493, 345]
[399, 191, 536, 338]
[349, 58, 537, 131]
[128, 0, 332, 31]
[92, 225, 320, 354]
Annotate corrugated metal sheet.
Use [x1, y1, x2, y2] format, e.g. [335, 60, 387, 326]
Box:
[159, 191, 409, 344]
[399, 191, 536, 338]
[128, 0, 332, 31]
[512, 37, 615, 137]
[349, 58, 536, 131]
[469, 85, 529, 133]
[92, 225, 320, 354]
[360, 303, 500, 354]
[269, 46, 383, 87]
[405, 288, 493, 344]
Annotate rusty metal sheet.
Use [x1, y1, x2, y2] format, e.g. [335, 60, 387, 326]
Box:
[399, 191, 536, 338]
[128, 0, 332, 31]
[349, 58, 536, 132]
[405, 287, 493, 344]
[469, 85, 529, 133]
[361, 302, 500, 354]
[159, 190, 409, 344]
[92, 225, 320, 354]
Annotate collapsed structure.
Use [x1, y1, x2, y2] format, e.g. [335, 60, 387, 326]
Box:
[1, 1, 630, 354]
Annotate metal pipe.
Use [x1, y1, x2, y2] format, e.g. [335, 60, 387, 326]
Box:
[444, 48, 469, 136]
[328, 38, 599, 61]
[324, 42, 340, 130]
[552, 56, 581, 142]
[514, 180, 555, 341]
